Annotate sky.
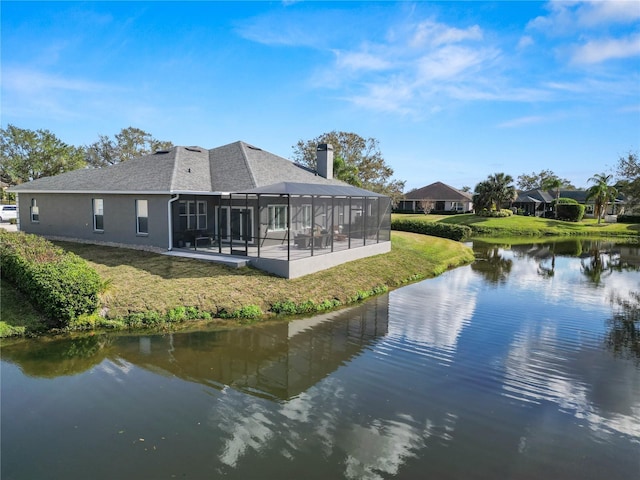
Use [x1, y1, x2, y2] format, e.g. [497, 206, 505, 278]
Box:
[2, 1, 639, 191]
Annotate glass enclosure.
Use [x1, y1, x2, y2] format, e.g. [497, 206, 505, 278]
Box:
[171, 192, 392, 261]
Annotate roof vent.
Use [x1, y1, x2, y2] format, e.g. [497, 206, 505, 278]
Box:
[246, 144, 262, 151]
[185, 147, 202, 152]
[154, 150, 170, 154]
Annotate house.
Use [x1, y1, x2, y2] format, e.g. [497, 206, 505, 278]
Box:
[513, 189, 626, 217]
[9, 141, 391, 278]
[396, 181, 473, 213]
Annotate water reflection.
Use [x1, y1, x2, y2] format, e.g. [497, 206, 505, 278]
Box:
[606, 290, 640, 362]
[1, 295, 388, 401]
[471, 244, 513, 284]
[388, 266, 478, 361]
[2, 239, 639, 480]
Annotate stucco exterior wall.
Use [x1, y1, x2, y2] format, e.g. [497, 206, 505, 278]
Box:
[250, 241, 391, 278]
[16, 193, 170, 249]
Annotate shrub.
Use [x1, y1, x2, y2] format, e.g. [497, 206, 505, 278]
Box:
[219, 304, 263, 320]
[391, 219, 472, 241]
[618, 214, 640, 224]
[477, 208, 513, 218]
[556, 200, 585, 222]
[270, 300, 298, 315]
[0, 230, 104, 326]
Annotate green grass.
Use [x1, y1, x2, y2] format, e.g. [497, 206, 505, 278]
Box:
[392, 213, 640, 237]
[0, 231, 474, 336]
[0, 278, 49, 337]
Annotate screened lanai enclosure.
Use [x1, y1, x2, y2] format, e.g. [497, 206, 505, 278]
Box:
[170, 183, 392, 278]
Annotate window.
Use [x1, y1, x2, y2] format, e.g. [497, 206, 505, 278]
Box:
[452, 202, 463, 212]
[268, 205, 287, 231]
[136, 199, 148, 235]
[93, 198, 104, 231]
[301, 204, 312, 229]
[179, 200, 207, 230]
[30, 199, 39, 222]
[197, 201, 207, 230]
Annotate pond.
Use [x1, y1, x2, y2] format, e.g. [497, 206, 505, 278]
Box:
[2, 239, 639, 480]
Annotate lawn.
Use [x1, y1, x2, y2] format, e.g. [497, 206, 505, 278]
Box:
[392, 213, 640, 237]
[0, 231, 474, 336]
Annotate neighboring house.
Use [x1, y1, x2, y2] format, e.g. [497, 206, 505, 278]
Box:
[10, 141, 391, 278]
[397, 182, 473, 213]
[513, 189, 625, 217]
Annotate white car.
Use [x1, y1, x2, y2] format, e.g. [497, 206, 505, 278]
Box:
[0, 205, 17, 222]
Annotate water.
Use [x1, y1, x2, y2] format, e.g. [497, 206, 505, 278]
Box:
[2, 239, 639, 479]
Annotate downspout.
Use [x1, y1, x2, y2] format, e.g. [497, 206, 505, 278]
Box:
[167, 194, 180, 250]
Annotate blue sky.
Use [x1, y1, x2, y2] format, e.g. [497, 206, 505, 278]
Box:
[2, 1, 639, 191]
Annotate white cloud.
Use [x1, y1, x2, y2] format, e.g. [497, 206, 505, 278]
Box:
[571, 33, 640, 64]
[574, 0, 640, 27]
[415, 45, 487, 81]
[498, 115, 548, 128]
[333, 49, 392, 71]
[410, 19, 483, 47]
[3, 67, 111, 95]
[518, 35, 534, 49]
[529, 0, 640, 33]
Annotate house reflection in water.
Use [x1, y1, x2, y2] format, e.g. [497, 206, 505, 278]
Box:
[116, 295, 389, 400]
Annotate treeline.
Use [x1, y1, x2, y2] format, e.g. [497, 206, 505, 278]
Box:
[0, 125, 173, 187]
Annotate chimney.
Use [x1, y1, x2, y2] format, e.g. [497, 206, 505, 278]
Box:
[316, 143, 334, 179]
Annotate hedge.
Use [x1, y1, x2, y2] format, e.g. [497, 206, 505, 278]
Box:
[391, 218, 472, 241]
[555, 198, 585, 222]
[0, 230, 104, 326]
[618, 215, 640, 224]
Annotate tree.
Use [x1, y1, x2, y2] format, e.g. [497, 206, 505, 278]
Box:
[291, 131, 406, 204]
[0, 124, 86, 185]
[473, 172, 516, 212]
[615, 151, 639, 210]
[516, 169, 574, 191]
[541, 177, 563, 219]
[586, 172, 618, 224]
[419, 200, 435, 214]
[86, 127, 173, 167]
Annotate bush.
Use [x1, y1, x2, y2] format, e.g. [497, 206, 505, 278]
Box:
[618, 214, 640, 224]
[219, 304, 263, 320]
[391, 219, 472, 241]
[0, 230, 104, 326]
[477, 208, 513, 218]
[556, 201, 585, 222]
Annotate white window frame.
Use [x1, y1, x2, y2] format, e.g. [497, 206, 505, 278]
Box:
[196, 201, 207, 230]
[301, 204, 312, 229]
[179, 200, 207, 231]
[30, 198, 39, 223]
[93, 198, 104, 232]
[136, 199, 148, 235]
[268, 205, 288, 231]
[217, 206, 254, 241]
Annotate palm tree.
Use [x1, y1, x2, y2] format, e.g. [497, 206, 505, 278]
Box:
[542, 177, 562, 219]
[586, 173, 618, 224]
[472, 173, 517, 213]
[472, 180, 494, 211]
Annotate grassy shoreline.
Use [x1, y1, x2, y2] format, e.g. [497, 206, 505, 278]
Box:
[3, 214, 637, 338]
[0, 231, 475, 337]
[393, 213, 640, 237]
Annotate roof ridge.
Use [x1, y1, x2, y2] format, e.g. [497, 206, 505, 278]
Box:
[169, 146, 180, 191]
[237, 141, 258, 188]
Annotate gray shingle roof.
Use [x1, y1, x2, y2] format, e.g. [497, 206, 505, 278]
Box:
[515, 189, 554, 203]
[11, 141, 363, 196]
[404, 181, 472, 201]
